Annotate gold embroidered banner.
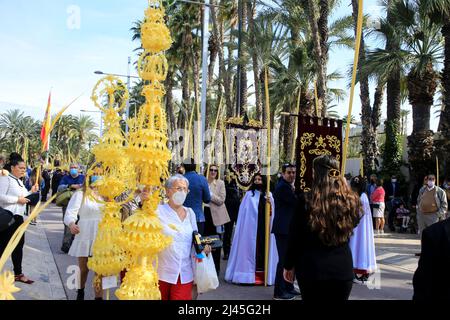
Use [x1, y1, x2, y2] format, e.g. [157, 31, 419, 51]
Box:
[295, 116, 343, 193]
[225, 118, 263, 190]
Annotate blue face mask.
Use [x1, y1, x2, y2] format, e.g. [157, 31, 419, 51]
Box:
[90, 176, 101, 184]
[70, 168, 78, 176]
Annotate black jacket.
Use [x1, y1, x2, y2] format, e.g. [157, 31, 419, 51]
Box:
[284, 194, 354, 281]
[383, 181, 402, 199]
[413, 218, 450, 301]
[271, 178, 297, 235]
[224, 179, 240, 221]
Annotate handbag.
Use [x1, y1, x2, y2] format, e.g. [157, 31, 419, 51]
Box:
[200, 235, 223, 249]
[0, 207, 15, 232]
[26, 192, 41, 206]
[55, 189, 74, 207]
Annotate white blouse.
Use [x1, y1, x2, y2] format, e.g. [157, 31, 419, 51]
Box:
[157, 204, 198, 285]
[64, 190, 103, 258]
[0, 174, 30, 217]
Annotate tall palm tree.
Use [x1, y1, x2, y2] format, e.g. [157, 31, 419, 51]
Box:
[351, 0, 382, 175]
[367, 0, 443, 182]
[425, 0, 450, 176]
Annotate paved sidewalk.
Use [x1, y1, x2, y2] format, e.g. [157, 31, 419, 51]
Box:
[10, 204, 421, 300]
[4, 216, 66, 300]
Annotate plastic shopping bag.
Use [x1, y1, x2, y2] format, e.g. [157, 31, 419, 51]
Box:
[194, 254, 219, 294]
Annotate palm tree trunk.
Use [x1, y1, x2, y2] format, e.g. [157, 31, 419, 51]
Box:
[247, 0, 262, 122]
[165, 69, 176, 136]
[318, 0, 329, 117]
[307, 0, 327, 117]
[439, 23, 450, 177]
[383, 0, 402, 176]
[226, 22, 235, 118]
[407, 65, 438, 184]
[239, 1, 248, 117]
[352, 0, 375, 175]
[208, 0, 219, 90]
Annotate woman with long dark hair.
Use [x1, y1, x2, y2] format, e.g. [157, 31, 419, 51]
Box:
[283, 155, 361, 300]
[0, 153, 38, 284]
[225, 173, 278, 286]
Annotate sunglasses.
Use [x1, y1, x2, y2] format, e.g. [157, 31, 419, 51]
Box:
[209, 169, 218, 172]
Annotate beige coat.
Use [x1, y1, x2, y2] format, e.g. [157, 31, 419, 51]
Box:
[208, 179, 231, 226]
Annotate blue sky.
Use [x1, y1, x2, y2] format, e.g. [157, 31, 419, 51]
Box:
[0, 0, 438, 133]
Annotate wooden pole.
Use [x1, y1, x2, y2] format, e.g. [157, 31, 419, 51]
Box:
[341, 0, 364, 176]
[264, 67, 271, 286]
[437, 156, 440, 186]
[290, 87, 301, 163]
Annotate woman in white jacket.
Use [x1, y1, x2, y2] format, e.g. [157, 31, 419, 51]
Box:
[0, 154, 37, 284]
[64, 175, 105, 300]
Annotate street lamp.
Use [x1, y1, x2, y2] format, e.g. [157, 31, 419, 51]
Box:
[81, 109, 103, 138]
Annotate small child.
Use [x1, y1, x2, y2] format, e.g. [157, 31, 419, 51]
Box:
[396, 203, 410, 229]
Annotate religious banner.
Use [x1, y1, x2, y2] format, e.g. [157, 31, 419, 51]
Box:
[225, 116, 263, 190]
[295, 116, 343, 193]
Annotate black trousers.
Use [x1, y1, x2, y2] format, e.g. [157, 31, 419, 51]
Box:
[0, 215, 25, 275]
[61, 207, 74, 251]
[204, 207, 221, 274]
[274, 234, 294, 296]
[298, 278, 353, 301]
[223, 212, 238, 257]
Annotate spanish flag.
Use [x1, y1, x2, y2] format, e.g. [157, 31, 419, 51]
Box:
[40, 91, 52, 152]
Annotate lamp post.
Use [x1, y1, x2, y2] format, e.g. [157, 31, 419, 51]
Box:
[94, 57, 138, 134]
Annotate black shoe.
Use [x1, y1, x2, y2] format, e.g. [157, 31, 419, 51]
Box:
[273, 293, 296, 300]
[95, 297, 103, 300]
[223, 254, 229, 260]
[76, 289, 85, 301]
[288, 289, 301, 296]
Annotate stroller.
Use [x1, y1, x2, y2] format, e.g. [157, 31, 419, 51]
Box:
[392, 198, 416, 233]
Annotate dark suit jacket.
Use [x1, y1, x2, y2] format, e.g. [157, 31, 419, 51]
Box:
[413, 218, 450, 301]
[383, 181, 401, 199]
[271, 178, 297, 235]
[284, 193, 354, 281]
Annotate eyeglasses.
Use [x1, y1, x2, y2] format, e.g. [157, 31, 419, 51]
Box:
[171, 187, 189, 193]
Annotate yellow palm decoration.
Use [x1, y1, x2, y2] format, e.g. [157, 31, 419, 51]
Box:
[87, 76, 133, 278]
[116, 0, 173, 300]
[0, 271, 20, 300]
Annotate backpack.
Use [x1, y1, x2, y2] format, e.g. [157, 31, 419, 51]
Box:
[55, 189, 74, 207]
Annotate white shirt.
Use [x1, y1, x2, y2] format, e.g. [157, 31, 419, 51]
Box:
[63, 191, 103, 227]
[157, 203, 198, 285]
[0, 174, 30, 217]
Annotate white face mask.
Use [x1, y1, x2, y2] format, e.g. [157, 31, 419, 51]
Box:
[391, 179, 397, 183]
[427, 181, 435, 188]
[172, 191, 187, 206]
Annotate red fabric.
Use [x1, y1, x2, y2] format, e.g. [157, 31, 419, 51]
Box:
[371, 187, 385, 203]
[159, 276, 193, 300]
[255, 271, 265, 286]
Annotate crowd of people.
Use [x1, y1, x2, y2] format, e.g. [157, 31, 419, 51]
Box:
[1, 152, 450, 301]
